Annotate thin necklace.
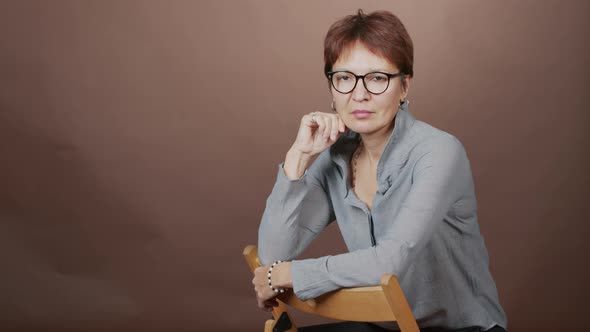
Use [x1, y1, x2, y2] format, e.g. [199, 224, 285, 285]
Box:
[351, 144, 362, 189]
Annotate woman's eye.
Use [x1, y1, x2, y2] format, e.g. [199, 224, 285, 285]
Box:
[371, 75, 387, 82]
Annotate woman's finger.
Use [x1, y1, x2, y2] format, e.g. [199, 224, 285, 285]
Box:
[314, 115, 327, 141]
[264, 298, 278, 311]
[329, 115, 339, 141]
[305, 112, 319, 127]
[338, 116, 346, 132]
[321, 115, 332, 141]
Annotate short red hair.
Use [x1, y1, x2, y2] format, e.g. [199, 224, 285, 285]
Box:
[324, 10, 414, 88]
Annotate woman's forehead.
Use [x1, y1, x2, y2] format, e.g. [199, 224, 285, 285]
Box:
[332, 42, 398, 73]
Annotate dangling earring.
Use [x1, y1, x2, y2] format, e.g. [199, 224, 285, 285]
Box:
[331, 101, 336, 112]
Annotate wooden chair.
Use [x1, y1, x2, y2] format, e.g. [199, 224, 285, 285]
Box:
[243, 245, 420, 332]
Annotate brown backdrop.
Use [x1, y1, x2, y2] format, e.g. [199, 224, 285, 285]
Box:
[1, 1, 588, 331]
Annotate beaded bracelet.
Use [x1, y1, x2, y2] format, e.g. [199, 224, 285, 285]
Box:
[268, 260, 286, 293]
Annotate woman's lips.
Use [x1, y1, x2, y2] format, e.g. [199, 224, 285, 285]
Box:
[351, 110, 373, 119]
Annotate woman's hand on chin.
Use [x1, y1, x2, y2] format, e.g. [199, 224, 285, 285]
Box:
[283, 112, 346, 180]
[291, 112, 346, 156]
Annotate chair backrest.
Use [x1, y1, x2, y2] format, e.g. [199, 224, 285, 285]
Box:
[243, 245, 419, 332]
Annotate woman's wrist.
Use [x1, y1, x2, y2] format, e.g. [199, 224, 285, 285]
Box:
[272, 261, 293, 289]
[283, 148, 315, 180]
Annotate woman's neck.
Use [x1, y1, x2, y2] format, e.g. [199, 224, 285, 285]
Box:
[358, 121, 395, 167]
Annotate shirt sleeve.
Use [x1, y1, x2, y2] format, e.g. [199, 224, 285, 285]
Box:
[290, 136, 468, 300]
[257, 151, 335, 266]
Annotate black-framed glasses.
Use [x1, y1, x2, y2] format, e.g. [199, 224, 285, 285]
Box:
[327, 71, 405, 95]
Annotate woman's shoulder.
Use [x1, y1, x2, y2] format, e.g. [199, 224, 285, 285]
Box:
[406, 119, 465, 155]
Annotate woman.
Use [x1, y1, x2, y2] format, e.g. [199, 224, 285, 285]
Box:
[253, 10, 507, 332]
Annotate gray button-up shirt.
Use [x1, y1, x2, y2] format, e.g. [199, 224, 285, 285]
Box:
[258, 103, 507, 330]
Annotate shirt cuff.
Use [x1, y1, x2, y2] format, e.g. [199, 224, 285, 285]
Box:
[270, 162, 310, 202]
[290, 257, 339, 301]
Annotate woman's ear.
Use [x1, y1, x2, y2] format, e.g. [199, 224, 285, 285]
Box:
[401, 76, 412, 100]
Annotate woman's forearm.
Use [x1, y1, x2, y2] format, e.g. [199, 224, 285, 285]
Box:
[273, 262, 293, 288]
[258, 152, 333, 265]
[283, 148, 317, 180]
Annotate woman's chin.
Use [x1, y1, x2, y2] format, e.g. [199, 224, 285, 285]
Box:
[346, 122, 378, 134]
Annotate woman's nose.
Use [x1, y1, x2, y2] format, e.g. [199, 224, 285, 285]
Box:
[351, 77, 370, 101]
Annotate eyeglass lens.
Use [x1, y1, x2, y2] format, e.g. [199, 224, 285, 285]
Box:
[331, 72, 390, 94]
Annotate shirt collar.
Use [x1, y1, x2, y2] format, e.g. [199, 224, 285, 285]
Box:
[329, 101, 416, 193]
